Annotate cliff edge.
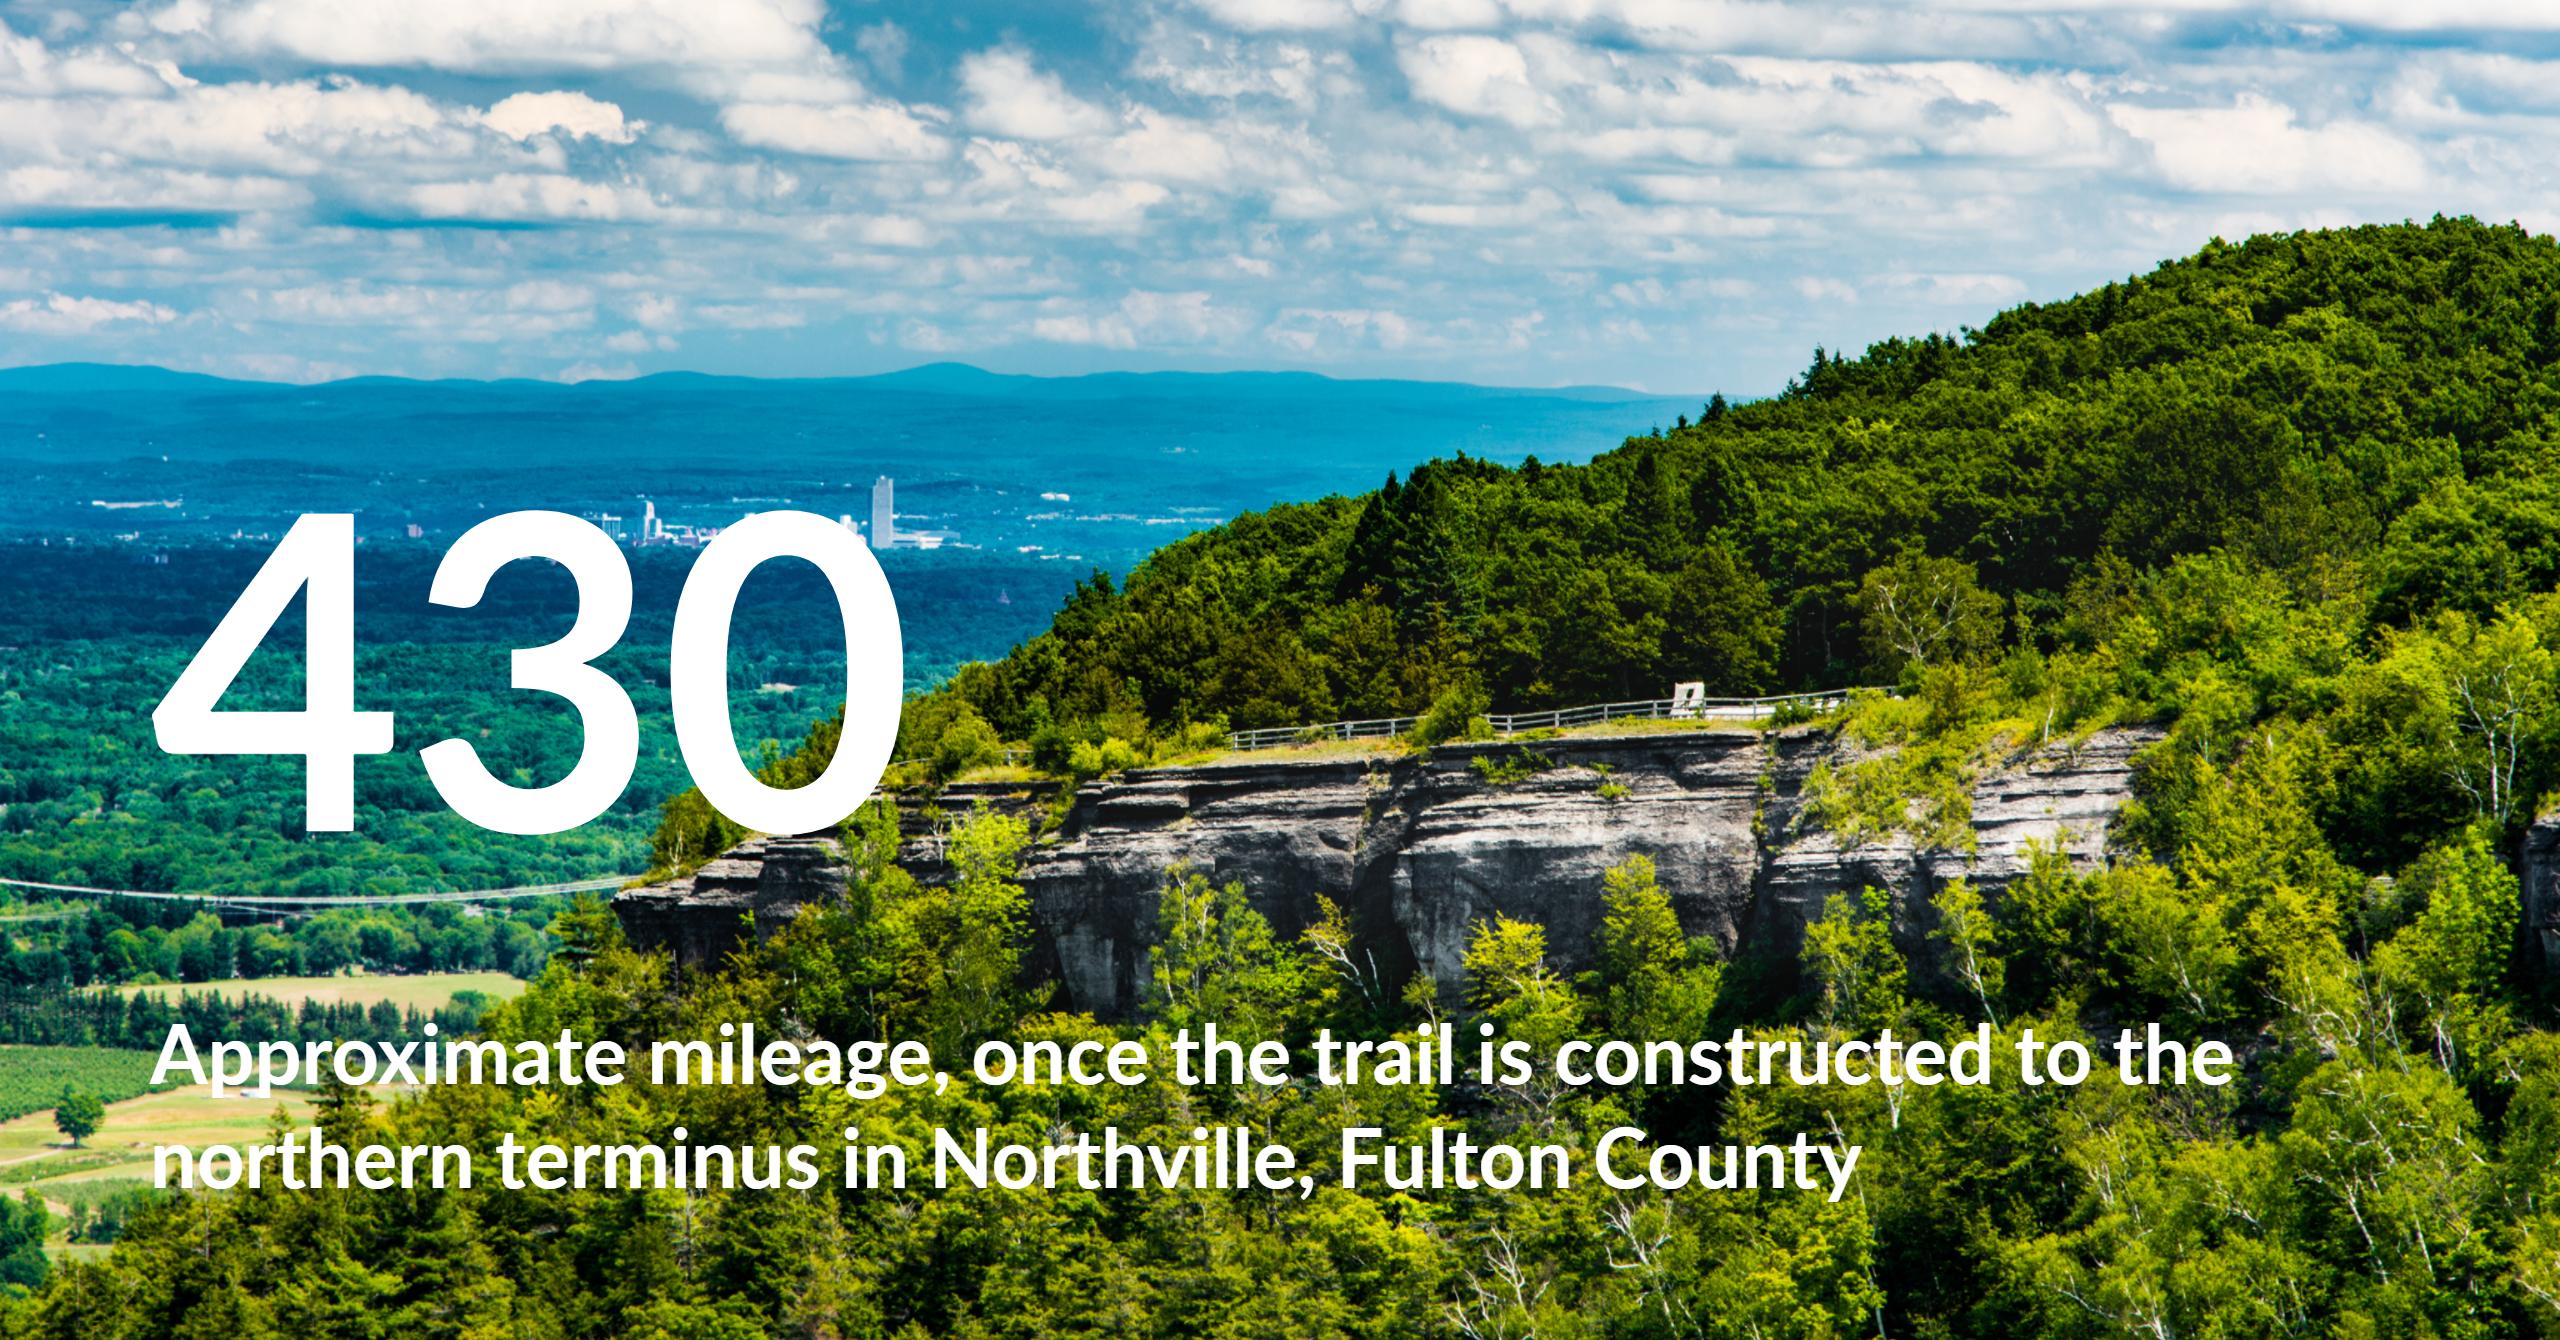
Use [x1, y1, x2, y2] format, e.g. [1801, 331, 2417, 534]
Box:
[619, 724, 2159, 1014]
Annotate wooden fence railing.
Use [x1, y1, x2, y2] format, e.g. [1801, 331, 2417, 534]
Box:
[1224, 688, 1875, 752]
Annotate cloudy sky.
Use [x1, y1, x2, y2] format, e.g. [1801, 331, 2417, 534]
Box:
[0, 0, 2554, 391]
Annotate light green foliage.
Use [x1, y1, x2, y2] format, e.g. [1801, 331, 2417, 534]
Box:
[1297, 894, 1385, 1024]
[1466, 748, 1551, 787]
[1797, 666, 2051, 854]
[1594, 855, 1720, 1046]
[1409, 676, 1493, 748]
[2390, 605, 2554, 823]
[1929, 879, 2005, 1025]
[1801, 889, 1911, 1035]
[50, 1087, 103, 1147]
[1590, 763, 1630, 800]
[929, 702, 1002, 781]
[1854, 551, 2003, 675]
[2280, 1060, 2501, 1328]
[1064, 735, 1141, 782]
[2090, 861, 2239, 1029]
[1147, 867, 1309, 1039]
[884, 804, 1035, 1055]
[2374, 832, 2518, 1077]
[1463, 916, 1581, 1062]
[38, 218, 2560, 1339]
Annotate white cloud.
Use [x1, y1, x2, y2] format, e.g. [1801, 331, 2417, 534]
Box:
[136, 0, 840, 86]
[1105, 110, 1236, 183]
[1132, 26, 1348, 108]
[0, 20, 168, 95]
[0, 77, 504, 179]
[0, 0, 2553, 392]
[2276, 0, 2560, 30]
[959, 48, 1113, 140]
[397, 172, 680, 222]
[720, 99, 945, 160]
[481, 90, 637, 142]
[1189, 0, 1382, 31]
[2111, 95, 2428, 194]
[856, 22, 908, 77]
[1265, 306, 1419, 352]
[1871, 271, 2027, 305]
[0, 163, 306, 211]
[0, 291, 178, 333]
[695, 303, 807, 329]
[1398, 35, 1554, 127]
[1397, 0, 1507, 27]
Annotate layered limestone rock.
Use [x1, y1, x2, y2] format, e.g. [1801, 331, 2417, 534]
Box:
[619, 724, 2157, 1010]
[615, 836, 855, 974]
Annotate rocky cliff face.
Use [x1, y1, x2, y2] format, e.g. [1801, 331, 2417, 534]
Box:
[2521, 811, 2560, 970]
[615, 835, 857, 972]
[618, 724, 2158, 1013]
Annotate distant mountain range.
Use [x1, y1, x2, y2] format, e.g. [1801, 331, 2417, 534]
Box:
[0, 360, 1681, 404]
[0, 358, 1702, 572]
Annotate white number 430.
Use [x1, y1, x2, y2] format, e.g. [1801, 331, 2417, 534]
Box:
[152, 510, 902, 837]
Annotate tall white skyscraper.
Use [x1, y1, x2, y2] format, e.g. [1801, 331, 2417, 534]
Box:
[641, 499, 660, 542]
[870, 476, 897, 547]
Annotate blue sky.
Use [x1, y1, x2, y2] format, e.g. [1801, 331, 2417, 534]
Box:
[1, 0, 2556, 392]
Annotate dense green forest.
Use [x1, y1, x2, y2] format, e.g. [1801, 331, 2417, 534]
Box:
[0, 896, 557, 990]
[0, 985, 500, 1053]
[25, 218, 2560, 1335]
[0, 543, 867, 898]
[840, 218, 2560, 802]
[0, 891, 556, 1054]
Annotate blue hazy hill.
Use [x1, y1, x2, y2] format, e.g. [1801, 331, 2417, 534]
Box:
[0, 362, 1695, 467]
[0, 358, 1704, 715]
[0, 362, 1700, 562]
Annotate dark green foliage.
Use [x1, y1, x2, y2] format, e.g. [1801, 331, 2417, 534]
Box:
[34, 220, 2560, 1337]
[0, 542, 865, 905]
[0, 894, 557, 993]
[0, 1192, 45, 1292]
[0, 1048, 161, 1123]
[809, 219, 2560, 774]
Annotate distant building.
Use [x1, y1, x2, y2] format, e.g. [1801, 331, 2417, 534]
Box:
[871, 476, 898, 547]
[405, 523, 424, 539]
[868, 475, 948, 549]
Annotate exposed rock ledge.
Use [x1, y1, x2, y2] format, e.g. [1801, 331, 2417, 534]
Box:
[2520, 811, 2560, 971]
[618, 724, 2159, 1016]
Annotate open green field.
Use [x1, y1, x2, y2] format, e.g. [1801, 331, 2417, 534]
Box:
[110, 970, 528, 1012]
[0, 1047, 166, 1124]
[0, 1086, 320, 1237]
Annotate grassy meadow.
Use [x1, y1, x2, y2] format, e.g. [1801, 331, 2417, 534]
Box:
[108, 969, 529, 1012]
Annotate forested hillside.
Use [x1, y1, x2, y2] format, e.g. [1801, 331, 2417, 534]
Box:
[668, 217, 2560, 873]
[26, 219, 2560, 1336]
[922, 217, 2560, 732]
